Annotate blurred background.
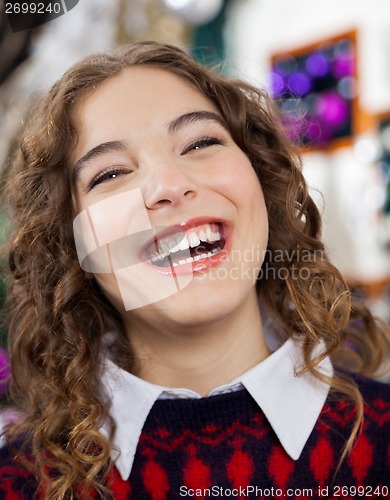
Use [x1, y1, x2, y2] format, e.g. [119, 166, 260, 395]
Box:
[0, 0, 390, 402]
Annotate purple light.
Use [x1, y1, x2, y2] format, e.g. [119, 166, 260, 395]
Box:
[305, 53, 329, 77]
[305, 116, 332, 144]
[287, 72, 311, 96]
[0, 347, 10, 396]
[268, 71, 285, 95]
[315, 91, 348, 127]
[331, 56, 354, 79]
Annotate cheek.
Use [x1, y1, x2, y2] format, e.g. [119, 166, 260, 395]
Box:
[211, 151, 266, 215]
[223, 153, 269, 245]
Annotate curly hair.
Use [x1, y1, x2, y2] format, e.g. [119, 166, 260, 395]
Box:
[1, 41, 389, 498]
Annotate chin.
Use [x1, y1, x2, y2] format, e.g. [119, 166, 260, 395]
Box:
[151, 280, 249, 328]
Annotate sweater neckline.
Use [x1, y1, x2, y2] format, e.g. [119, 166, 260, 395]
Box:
[100, 338, 333, 481]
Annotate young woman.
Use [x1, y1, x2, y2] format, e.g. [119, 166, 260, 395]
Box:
[0, 41, 389, 499]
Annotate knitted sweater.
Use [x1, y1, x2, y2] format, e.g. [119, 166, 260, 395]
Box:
[0, 376, 389, 499]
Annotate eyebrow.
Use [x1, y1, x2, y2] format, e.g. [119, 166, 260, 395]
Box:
[72, 111, 228, 184]
[167, 111, 228, 134]
[72, 140, 128, 184]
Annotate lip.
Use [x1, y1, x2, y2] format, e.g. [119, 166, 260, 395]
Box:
[141, 216, 232, 277]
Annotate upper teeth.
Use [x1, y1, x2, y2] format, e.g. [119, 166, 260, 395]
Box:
[150, 223, 221, 262]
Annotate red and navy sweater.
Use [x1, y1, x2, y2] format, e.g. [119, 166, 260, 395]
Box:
[0, 375, 389, 499]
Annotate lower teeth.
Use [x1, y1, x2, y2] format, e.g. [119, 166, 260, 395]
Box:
[172, 247, 221, 267]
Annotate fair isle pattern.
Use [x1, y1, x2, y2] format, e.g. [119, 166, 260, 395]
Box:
[0, 376, 389, 499]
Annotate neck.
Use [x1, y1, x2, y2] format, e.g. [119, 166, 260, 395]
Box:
[124, 291, 269, 396]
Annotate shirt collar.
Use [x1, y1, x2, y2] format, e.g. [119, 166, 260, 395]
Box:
[100, 338, 332, 481]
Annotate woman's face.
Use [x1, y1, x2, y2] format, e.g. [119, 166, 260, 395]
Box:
[71, 67, 268, 329]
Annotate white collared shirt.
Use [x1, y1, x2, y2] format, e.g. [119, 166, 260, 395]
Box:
[100, 338, 333, 481]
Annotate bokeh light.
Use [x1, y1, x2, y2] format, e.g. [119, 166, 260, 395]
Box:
[287, 72, 311, 96]
[380, 124, 390, 153]
[316, 91, 348, 127]
[354, 135, 382, 163]
[0, 347, 10, 397]
[275, 55, 298, 75]
[305, 53, 329, 77]
[270, 36, 355, 147]
[337, 76, 357, 100]
[268, 71, 285, 95]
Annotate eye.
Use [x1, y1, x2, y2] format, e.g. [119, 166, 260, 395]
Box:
[88, 167, 132, 191]
[181, 136, 223, 155]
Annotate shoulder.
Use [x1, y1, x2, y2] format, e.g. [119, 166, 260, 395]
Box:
[331, 372, 390, 408]
[355, 373, 390, 402]
[315, 375, 389, 485]
[352, 373, 390, 421]
[0, 443, 39, 498]
[356, 374, 390, 431]
[348, 376, 390, 483]
[320, 373, 390, 437]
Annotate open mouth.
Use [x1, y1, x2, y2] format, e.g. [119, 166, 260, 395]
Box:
[145, 222, 226, 268]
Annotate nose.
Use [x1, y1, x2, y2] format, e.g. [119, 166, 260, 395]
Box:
[142, 161, 197, 210]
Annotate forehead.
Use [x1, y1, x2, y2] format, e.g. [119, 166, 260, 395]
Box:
[73, 67, 215, 127]
[70, 67, 218, 163]
[70, 66, 219, 162]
